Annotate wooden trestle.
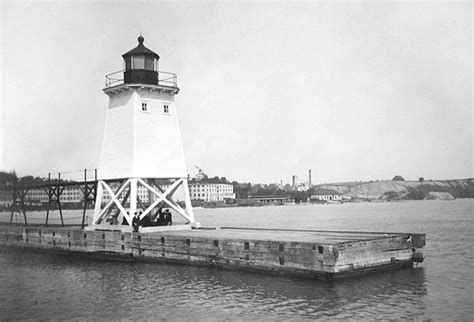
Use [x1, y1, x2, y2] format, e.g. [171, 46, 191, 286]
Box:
[7, 169, 103, 228]
[0, 224, 425, 280]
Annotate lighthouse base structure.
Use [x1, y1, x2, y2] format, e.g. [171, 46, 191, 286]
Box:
[90, 177, 196, 231]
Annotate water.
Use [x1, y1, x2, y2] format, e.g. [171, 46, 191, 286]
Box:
[0, 199, 473, 320]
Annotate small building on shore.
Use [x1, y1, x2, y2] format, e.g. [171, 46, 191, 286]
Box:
[246, 195, 295, 205]
[310, 189, 342, 202]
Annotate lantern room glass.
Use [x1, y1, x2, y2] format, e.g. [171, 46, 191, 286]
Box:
[126, 56, 158, 71]
[124, 57, 131, 70]
[144, 56, 154, 70]
[132, 56, 145, 69]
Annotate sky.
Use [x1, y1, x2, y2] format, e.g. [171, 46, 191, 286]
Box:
[1, 0, 472, 184]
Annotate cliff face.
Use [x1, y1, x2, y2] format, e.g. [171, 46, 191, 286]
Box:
[425, 192, 455, 200]
[321, 179, 474, 200]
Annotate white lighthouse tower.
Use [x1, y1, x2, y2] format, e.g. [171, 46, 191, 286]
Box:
[91, 35, 195, 230]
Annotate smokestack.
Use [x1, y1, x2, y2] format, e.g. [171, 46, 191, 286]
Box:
[309, 169, 312, 188]
[292, 175, 296, 189]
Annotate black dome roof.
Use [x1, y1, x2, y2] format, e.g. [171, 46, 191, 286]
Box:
[122, 36, 160, 59]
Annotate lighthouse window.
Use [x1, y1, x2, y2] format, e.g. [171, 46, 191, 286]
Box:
[141, 102, 148, 112]
[132, 56, 145, 69]
[145, 56, 154, 70]
[124, 57, 131, 70]
[163, 105, 169, 113]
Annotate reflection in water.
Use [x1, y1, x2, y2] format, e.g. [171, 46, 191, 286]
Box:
[0, 247, 426, 320]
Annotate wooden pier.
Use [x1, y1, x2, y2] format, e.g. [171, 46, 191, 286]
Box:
[0, 224, 425, 280]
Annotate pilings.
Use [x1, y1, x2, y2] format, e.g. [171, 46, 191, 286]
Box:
[45, 172, 64, 226]
[9, 185, 29, 225]
[79, 169, 97, 228]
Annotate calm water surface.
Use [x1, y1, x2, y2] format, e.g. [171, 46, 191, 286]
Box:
[0, 199, 473, 320]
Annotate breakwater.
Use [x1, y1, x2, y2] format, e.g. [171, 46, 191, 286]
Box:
[0, 223, 424, 280]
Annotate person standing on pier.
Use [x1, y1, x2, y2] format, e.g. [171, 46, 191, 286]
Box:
[132, 212, 140, 232]
[158, 210, 166, 226]
[165, 209, 172, 225]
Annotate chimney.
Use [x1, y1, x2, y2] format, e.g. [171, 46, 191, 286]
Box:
[309, 169, 312, 188]
[292, 175, 296, 189]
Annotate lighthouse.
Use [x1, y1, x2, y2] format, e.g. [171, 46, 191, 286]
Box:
[91, 36, 195, 230]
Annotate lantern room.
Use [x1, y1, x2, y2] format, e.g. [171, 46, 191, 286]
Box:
[122, 35, 160, 85]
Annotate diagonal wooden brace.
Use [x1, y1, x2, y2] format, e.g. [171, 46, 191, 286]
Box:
[138, 178, 194, 223]
[94, 179, 130, 224]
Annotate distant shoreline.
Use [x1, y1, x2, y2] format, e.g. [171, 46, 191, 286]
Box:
[200, 195, 470, 209]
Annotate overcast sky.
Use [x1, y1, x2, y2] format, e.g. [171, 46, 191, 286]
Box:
[1, 1, 472, 184]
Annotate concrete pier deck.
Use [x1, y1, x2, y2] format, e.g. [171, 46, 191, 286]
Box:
[0, 224, 425, 280]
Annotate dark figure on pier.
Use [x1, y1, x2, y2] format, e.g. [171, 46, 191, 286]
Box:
[152, 208, 163, 226]
[157, 210, 166, 226]
[132, 212, 140, 232]
[164, 209, 172, 226]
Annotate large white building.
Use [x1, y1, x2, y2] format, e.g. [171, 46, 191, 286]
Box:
[135, 182, 235, 203]
[187, 167, 235, 202]
[24, 181, 235, 205]
[188, 183, 235, 202]
[26, 186, 83, 204]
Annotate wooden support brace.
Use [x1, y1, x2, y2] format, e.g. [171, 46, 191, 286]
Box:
[138, 178, 194, 223]
[151, 179, 186, 213]
[94, 180, 130, 225]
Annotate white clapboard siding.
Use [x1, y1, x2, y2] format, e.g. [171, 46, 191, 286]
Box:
[98, 88, 187, 180]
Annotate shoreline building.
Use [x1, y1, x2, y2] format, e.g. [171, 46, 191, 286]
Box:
[22, 178, 236, 206]
[187, 167, 236, 202]
[310, 188, 343, 201]
[189, 183, 235, 202]
[246, 195, 295, 205]
[291, 173, 312, 191]
[25, 186, 83, 205]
